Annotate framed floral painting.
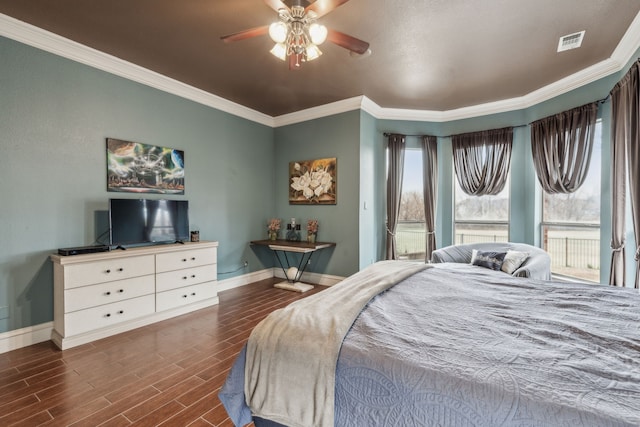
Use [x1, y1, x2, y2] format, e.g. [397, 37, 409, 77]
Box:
[289, 157, 337, 204]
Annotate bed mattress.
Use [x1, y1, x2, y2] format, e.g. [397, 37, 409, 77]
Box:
[221, 263, 640, 426]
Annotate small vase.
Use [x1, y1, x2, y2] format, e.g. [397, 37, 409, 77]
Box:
[269, 231, 277, 241]
[307, 233, 316, 244]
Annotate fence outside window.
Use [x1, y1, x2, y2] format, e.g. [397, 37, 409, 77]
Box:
[454, 221, 509, 245]
[396, 221, 427, 260]
[542, 224, 600, 282]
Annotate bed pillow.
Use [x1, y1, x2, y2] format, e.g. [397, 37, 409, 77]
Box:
[471, 250, 507, 271]
[470, 249, 478, 264]
[501, 250, 529, 274]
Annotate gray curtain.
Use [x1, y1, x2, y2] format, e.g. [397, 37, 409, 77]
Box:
[421, 135, 438, 261]
[610, 60, 640, 288]
[452, 128, 513, 196]
[530, 103, 598, 194]
[386, 134, 406, 260]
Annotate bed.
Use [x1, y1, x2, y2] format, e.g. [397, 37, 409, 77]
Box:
[220, 260, 640, 427]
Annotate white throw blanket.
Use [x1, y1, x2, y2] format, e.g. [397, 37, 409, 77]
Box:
[244, 260, 431, 427]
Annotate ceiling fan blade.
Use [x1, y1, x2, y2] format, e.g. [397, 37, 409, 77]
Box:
[264, 0, 289, 13]
[327, 29, 370, 54]
[220, 25, 269, 43]
[306, 0, 351, 18]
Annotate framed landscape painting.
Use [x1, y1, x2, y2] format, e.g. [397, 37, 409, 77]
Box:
[106, 138, 185, 194]
[289, 157, 337, 205]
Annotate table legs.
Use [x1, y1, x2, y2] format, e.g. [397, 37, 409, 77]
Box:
[272, 250, 315, 292]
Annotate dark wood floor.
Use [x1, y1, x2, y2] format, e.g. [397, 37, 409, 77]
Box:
[0, 278, 324, 426]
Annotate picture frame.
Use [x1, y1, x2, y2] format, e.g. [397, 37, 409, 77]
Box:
[289, 157, 336, 205]
[106, 138, 185, 194]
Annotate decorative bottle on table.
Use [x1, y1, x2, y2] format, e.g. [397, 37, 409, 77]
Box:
[286, 217, 301, 241]
[307, 219, 318, 244]
[268, 218, 281, 240]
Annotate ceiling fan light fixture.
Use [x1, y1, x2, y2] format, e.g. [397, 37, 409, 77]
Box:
[305, 44, 322, 61]
[308, 23, 327, 45]
[270, 43, 287, 61]
[269, 21, 288, 43]
[221, 0, 369, 69]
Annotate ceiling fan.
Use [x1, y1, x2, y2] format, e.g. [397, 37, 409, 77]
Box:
[220, 0, 370, 69]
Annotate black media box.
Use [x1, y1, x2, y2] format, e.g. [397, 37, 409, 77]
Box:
[58, 245, 111, 256]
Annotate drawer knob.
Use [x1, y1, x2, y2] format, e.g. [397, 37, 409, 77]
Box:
[118, 289, 124, 293]
[191, 275, 196, 278]
[105, 313, 111, 317]
[182, 258, 187, 262]
[105, 291, 111, 296]
[118, 310, 124, 314]
[191, 292, 196, 296]
[106, 269, 111, 274]
[191, 257, 196, 261]
[182, 294, 188, 298]
[182, 276, 188, 280]
[118, 268, 124, 272]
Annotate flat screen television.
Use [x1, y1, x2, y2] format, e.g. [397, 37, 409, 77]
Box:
[109, 198, 189, 247]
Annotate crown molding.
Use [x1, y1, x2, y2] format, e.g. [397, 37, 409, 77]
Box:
[2, 10, 640, 128]
[276, 11, 640, 125]
[0, 14, 275, 127]
[272, 96, 365, 127]
[611, 9, 640, 67]
[361, 58, 621, 123]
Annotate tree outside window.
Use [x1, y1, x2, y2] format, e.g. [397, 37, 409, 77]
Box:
[396, 149, 426, 260]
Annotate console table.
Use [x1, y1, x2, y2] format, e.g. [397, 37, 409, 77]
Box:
[250, 239, 336, 292]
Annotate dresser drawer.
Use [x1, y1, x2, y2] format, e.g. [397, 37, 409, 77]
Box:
[156, 281, 217, 312]
[64, 295, 155, 336]
[156, 247, 217, 273]
[155, 264, 217, 292]
[64, 255, 155, 289]
[64, 275, 155, 313]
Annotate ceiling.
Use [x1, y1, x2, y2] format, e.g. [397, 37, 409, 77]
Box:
[1, 0, 639, 118]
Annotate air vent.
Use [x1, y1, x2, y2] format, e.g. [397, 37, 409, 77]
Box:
[557, 31, 585, 52]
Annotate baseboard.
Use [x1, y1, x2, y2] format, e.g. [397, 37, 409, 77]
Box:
[2, 268, 345, 354]
[0, 321, 53, 354]
[273, 268, 344, 286]
[217, 268, 275, 292]
[218, 268, 345, 292]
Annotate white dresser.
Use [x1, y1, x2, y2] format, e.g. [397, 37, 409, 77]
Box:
[50, 241, 218, 350]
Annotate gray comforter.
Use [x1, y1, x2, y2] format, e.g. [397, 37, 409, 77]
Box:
[221, 262, 640, 426]
[244, 261, 430, 427]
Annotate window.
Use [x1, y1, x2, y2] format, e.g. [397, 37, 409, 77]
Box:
[541, 120, 602, 282]
[396, 149, 426, 260]
[454, 175, 510, 244]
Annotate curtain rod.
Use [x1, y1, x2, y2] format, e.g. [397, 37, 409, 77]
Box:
[383, 94, 610, 139]
[384, 125, 526, 139]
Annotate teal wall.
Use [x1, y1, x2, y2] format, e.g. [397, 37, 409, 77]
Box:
[273, 111, 360, 277]
[374, 114, 531, 249]
[0, 36, 275, 333]
[358, 110, 380, 269]
[1, 32, 639, 336]
[372, 48, 640, 284]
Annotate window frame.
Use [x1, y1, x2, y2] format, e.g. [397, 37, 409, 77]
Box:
[453, 172, 511, 245]
[394, 147, 427, 260]
[539, 119, 602, 282]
